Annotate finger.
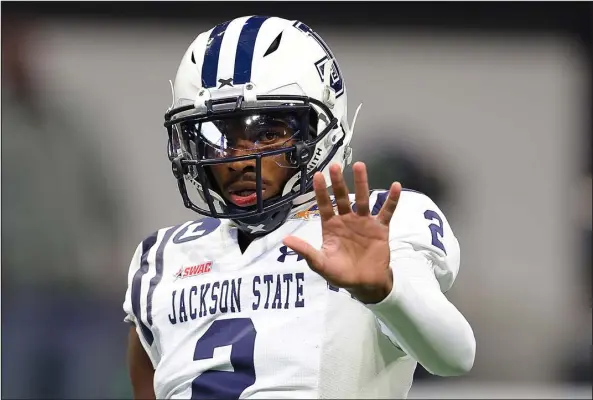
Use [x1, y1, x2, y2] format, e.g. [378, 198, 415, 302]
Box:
[329, 164, 352, 215]
[283, 235, 325, 272]
[313, 172, 335, 221]
[376, 182, 402, 226]
[352, 162, 370, 216]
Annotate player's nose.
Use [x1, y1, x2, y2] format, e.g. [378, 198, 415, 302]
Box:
[225, 137, 260, 170]
[227, 156, 256, 173]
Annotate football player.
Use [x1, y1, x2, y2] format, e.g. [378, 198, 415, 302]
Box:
[124, 16, 476, 399]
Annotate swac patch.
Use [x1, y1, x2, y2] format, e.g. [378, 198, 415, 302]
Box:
[173, 261, 213, 280]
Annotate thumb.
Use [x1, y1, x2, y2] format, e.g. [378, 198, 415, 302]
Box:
[283, 235, 325, 272]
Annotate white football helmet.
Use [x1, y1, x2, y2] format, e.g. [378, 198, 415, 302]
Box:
[165, 16, 361, 234]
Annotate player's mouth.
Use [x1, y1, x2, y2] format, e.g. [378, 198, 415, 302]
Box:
[229, 190, 257, 206]
[227, 183, 262, 207]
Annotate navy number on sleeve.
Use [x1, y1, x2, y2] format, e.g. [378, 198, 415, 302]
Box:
[191, 318, 257, 399]
[423, 210, 447, 254]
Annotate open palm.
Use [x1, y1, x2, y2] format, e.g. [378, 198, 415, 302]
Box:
[283, 162, 401, 304]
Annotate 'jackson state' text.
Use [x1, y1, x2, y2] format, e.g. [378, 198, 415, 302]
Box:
[168, 273, 306, 325]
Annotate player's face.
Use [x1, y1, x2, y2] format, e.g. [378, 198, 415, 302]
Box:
[205, 114, 299, 207]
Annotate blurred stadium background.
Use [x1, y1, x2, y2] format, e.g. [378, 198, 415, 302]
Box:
[2, 2, 591, 398]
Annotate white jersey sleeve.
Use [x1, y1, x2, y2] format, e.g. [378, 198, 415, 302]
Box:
[364, 189, 475, 376]
[122, 230, 163, 368]
[379, 189, 460, 292]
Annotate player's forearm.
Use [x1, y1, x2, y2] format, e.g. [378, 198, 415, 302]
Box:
[367, 256, 476, 377]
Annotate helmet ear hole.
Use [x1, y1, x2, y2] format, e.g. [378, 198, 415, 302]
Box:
[263, 32, 283, 57]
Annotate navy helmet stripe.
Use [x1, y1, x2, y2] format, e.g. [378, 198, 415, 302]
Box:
[201, 20, 231, 88]
[293, 20, 344, 97]
[293, 21, 335, 59]
[146, 224, 179, 327]
[233, 16, 269, 85]
[131, 232, 158, 345]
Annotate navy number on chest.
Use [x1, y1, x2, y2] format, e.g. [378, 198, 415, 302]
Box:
[191, 318, 257, 399]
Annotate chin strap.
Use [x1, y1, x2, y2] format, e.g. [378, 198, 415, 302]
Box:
[341, 102, 362, 165]
[350, 102, 363, 139]
[168, 80, 176, 112]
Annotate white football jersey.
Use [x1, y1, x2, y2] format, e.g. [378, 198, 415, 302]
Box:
[123, 189, 460, 399]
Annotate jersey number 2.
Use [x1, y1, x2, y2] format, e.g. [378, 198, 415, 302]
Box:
[191, 318, 257, 399]
[424, 210, 447, 254]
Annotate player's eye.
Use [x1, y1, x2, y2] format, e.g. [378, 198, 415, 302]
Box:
[258, 130, 283, 143]
[253, 128, 294, 149]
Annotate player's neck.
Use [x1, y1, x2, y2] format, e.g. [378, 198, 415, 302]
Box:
[237, 230, 255, 254]
[237, 227, 278, 253]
